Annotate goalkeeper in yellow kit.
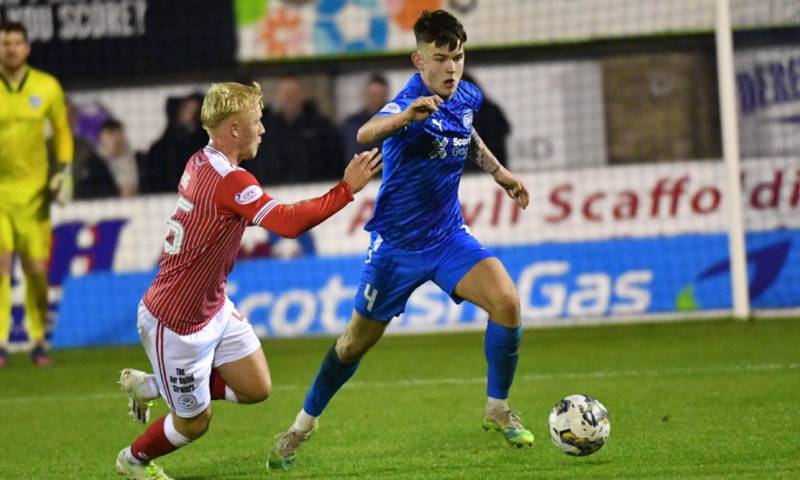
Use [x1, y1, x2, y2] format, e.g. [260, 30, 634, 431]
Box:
[0, 22, 73, 367]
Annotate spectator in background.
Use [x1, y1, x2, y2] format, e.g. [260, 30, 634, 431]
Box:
[141, 93, 208, 193]
[75, 118, 138, 199]
[71, 100, 111, 146]
[248, 75, 343, 184]
[461, 72, 511, 172]
[340, 73, 390, 163]
[100, 118, 139, 196]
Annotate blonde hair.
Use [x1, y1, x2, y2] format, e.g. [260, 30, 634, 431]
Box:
[201, 82, 264, 133]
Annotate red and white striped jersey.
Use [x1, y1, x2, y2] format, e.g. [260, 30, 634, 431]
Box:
[143, 146, 354, 335]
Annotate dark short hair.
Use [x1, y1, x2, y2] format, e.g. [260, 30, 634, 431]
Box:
[100, 117, 124, 132]
[0, 21, 28, 41]
[413, 10, 466, 51]
[367, 73, 388, 87]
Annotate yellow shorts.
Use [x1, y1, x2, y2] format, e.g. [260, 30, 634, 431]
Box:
[0, 206, 52, 261]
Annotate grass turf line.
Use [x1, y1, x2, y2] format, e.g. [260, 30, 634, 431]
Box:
[0, 318, 798, 479]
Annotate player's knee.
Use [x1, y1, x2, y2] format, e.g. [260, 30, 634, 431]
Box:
[256, 377, 273, 402]
[238, 377, 272, 404]
[255, 377, 273, 402]
[191, 409, 213, 437]
[336, 338, 369, 364]
[489, 287, 521, 326]
[178, 409, 212, 440]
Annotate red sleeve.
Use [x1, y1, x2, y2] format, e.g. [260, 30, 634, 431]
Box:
[214, 169, 274, 223]
[215, 170, 354, 239]
[259, 181, 354, 238]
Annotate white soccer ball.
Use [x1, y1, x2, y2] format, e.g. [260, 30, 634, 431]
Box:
[548, 394, 611, 456]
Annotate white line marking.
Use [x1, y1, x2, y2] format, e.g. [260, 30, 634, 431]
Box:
[1, 362, 797, 406]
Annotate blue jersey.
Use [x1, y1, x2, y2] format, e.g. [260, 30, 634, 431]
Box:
[365, 73, 483, 250]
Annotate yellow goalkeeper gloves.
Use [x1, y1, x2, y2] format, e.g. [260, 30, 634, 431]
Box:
[50, 163, 73, 206]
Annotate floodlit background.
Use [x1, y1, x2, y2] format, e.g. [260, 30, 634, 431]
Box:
[1, 1, 799, 478]
[2, 0, 797, 347]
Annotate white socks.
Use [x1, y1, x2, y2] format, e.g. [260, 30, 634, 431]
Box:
[164, 414, 192, 447]
[225, 385, 239, 403]
[124, 447, 143, 465]
[487, 396, 509, 411]
[291, 409, 317, 433]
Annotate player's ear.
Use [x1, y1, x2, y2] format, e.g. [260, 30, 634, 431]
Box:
[230, 121, 240, 139]
[411, 51, 424, 70]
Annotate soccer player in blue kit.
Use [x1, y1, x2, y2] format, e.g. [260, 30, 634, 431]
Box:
[268, 10, 532, 470]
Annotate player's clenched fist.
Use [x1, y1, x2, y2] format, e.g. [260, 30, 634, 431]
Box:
[404, 95, 443, 123]
[343, 148, 383, 193]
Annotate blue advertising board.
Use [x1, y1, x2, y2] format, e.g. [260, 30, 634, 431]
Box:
[52, 230, 800, 348]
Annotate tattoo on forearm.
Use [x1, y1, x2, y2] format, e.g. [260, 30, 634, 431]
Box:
[468, 129, 500, 175]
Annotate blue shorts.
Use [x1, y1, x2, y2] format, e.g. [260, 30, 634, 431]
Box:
[354, 228, 494, 321]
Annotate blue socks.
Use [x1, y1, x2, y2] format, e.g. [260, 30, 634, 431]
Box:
[301, 322, 518, 416]
[303, 344, 360, 416]
[484, 320, 521, 399]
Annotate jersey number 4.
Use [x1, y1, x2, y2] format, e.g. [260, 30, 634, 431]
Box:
[363, 283, 379, 312]
[164, 196, 195, 255]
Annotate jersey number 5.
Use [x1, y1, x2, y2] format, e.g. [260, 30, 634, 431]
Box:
[164, 196, 195, 255]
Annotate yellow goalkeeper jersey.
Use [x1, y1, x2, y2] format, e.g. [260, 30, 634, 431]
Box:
[0, 66, 73, 210]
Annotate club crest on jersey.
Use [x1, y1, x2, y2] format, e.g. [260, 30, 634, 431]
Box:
[462, 110, 473, 129]
[380, 102, 401, 114]
[235, 185, 262, 205]
[28, 96, 42, 108]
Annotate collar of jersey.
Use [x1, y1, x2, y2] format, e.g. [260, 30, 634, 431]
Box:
[0, 67, 29, 93]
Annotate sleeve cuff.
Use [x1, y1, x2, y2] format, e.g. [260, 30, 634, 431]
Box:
[339, 180, 354, 201]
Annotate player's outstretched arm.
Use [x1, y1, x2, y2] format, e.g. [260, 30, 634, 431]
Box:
[356, 95, 443, 145]
[468, 128, 530, 209]
[258, 149, 383, 238]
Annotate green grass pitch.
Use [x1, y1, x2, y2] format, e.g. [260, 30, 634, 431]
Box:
[1, 318, 799, 479]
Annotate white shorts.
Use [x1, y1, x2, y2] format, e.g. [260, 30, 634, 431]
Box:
[137, 297, 262, 418]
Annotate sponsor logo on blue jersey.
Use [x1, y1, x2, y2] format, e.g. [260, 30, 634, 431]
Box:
[366, 74, 484, 249]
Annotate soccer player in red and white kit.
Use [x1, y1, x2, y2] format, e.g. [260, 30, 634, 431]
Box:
[114, 81, 382, 480]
